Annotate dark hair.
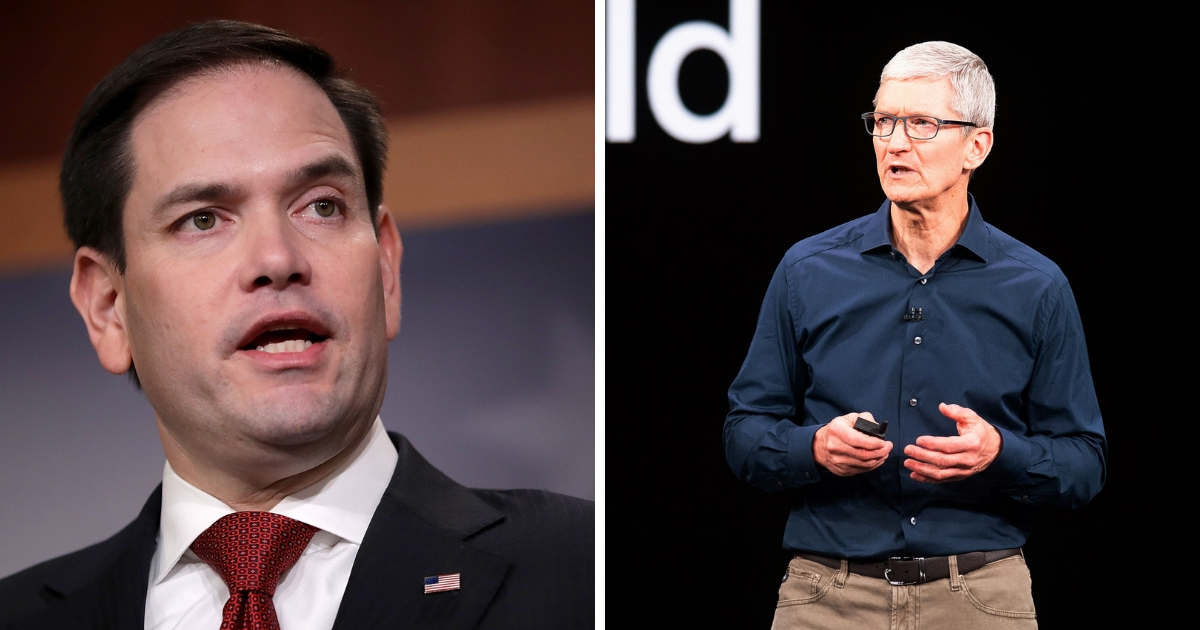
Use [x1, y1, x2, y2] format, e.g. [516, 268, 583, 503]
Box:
[60, 19, 388, 273]
[61, 20, 388, 388]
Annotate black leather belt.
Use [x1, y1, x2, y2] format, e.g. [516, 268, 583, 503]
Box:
[795, 548, 1022, 585]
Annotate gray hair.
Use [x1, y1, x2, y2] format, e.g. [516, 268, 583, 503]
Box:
[876, 41, 995, 132]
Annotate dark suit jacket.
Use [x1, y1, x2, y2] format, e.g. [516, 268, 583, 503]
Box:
[0, 432, 595, 629]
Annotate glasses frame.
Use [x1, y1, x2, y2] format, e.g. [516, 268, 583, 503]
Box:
[861, 112, 978, 140]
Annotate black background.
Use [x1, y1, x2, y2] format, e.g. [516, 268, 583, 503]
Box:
[608, 4, 1183, 627]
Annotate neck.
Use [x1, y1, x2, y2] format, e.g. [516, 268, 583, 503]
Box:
[158, 417, 375, 512]
[889, 190, 970, 274]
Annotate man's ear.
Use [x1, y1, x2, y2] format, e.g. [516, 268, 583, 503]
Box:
[964, 126, 994, 171]
[69, 247, 132, 375]
[376, 205, 403, 341]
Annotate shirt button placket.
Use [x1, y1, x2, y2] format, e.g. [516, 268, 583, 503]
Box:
[905, 276, 929, 410]
[914, 276, 928, 347]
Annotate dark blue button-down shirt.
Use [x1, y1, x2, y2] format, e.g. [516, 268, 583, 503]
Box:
[725, 199, 1107, 559]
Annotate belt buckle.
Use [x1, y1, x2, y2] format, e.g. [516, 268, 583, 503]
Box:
[884, 556, 925, 585]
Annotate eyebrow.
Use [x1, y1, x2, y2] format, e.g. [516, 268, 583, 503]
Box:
[151, 182, 243, 221]
[284, 155, 360, 189]
[148, 155, 361, 221]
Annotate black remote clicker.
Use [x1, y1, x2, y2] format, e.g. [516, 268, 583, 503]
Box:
[853, 417, 888, 440]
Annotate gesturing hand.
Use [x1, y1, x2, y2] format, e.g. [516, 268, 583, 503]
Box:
[903, 403, 1002, 483]
[813, 412, 893, 477]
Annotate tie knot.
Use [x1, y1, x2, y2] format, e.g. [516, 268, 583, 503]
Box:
[191, 511, 318, 596]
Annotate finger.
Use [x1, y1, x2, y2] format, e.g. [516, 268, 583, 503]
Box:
[939, 402, 978, 426]
[826, 437, 890, 467]
[908, 470, 968, 484]
[836, 456, 887, 471]
[839, 432, 894, 453]
[904, 446, 972, 470]
[911, 435, 976, 454]
[905, 464, 947, 483]
[837, 431, 889, 451]
[828, 454, 888, 476]
[903, 458, 970, 483]
[829, 421, 890, 451]
[903, 458, 945, 477]
[837, 412, 883, 433]
[815, 422, 890, 473]
[841, 454, 889, 473]
[830, 441, 892, 463]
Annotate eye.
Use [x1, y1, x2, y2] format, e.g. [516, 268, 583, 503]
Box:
[189, 211, 218, 230]
[304, 199, 341, 218]
[173, 208, 232, 234]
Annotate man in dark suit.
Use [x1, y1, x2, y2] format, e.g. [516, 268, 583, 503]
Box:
[0, 20, 593, 629]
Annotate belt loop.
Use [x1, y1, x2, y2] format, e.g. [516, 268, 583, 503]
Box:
[947, 554, 962, 591]
[834, 559, 848, 589]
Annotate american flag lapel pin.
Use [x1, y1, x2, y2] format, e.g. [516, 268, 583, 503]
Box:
[424, 573, 461, 594]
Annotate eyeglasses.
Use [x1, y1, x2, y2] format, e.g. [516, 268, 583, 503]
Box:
[861, 112, 977, 140]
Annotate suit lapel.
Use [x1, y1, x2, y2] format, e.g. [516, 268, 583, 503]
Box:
[15, 487, 161, 629]
[14, 435, 508, 629]
[331, 433, 510, 630]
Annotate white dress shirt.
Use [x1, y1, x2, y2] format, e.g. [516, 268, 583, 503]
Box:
[145, 418, 398, 630]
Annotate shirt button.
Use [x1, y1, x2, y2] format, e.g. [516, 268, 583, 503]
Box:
[920, 278, 927, 284]
[910, 517, 917, 525]
[909, 398, 918, 407]
[914, 336, 922, 345]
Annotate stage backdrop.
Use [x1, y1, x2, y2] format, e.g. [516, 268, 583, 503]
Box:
[608, 3, 1179, 627]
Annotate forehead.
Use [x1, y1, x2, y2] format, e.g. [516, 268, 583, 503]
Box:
[874, 77, 957, 116]
[126, 64, 358, 202]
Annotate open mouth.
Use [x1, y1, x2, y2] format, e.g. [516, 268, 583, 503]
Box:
[240, 328, 329, 354]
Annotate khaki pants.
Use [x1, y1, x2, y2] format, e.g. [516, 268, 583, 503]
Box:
[771, 552, 1037, 630]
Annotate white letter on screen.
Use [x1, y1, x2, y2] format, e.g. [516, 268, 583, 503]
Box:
[646, 0, 759, 143]
[606, 0, 636, 142]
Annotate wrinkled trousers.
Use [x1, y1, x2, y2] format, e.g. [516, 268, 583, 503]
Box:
[770, 552, 1037, 630]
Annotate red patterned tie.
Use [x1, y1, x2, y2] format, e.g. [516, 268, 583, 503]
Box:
[190, 512, 318, 630]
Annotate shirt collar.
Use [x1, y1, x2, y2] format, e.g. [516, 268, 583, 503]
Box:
[859, 195, 990, 263]
[953, 196, 990, 262]
[151, 417, 398, 585]
[859, 200, 894, 253]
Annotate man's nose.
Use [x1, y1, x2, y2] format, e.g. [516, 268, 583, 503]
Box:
[238, 211, 312, 291]
[886, 123, 912, 151]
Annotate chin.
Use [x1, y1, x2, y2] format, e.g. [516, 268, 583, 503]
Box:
[881, 185, 926, 206]
[236, 392, 364, 448]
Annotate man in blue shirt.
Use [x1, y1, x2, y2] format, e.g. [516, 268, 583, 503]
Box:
[725, 42, 1106, 629]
